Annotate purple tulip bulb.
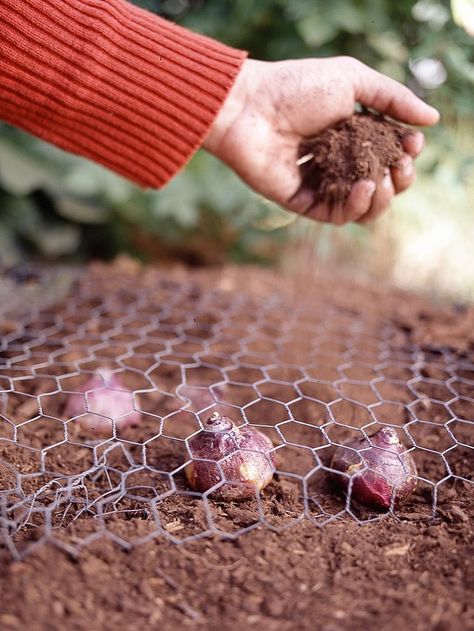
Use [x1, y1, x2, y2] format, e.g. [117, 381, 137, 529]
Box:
[330, 427, 417, 510]
[185, 412, 275, 501]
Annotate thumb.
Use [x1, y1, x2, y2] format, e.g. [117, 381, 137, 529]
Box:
[354, 62, 440, 126]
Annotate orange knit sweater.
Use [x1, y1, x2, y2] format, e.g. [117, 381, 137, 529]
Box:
[0, 0, 247, 188]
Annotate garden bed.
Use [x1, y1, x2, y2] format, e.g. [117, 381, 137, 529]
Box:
[0, 259, 472, 630]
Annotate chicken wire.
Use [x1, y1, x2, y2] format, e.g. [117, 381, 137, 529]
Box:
[0, 264, 472, 559]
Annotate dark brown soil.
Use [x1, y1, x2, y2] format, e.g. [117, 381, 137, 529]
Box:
[297, 111, 409, 207]
[0, 261, 473, 631]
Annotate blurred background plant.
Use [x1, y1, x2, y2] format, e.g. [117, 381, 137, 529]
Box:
[0, 0, 473, 299]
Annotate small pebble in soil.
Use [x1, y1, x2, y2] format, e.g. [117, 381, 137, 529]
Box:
[185, 412, 275, 501]
[295, 111, 410, 208]
[330, 427, 417, 510]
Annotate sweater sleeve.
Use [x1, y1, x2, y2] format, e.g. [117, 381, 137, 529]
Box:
[0, 0, 247, 188]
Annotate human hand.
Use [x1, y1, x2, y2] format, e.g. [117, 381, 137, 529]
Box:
[203, 57, 439, 225]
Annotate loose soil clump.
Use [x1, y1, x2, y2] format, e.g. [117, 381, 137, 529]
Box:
[297, 111, 409, 207]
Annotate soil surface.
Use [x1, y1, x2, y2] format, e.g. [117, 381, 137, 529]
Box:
[0, 260, 473, 631]
[297, 112, 408, 207]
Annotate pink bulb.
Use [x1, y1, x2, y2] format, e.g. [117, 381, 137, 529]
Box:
[64, 369, 141, 436]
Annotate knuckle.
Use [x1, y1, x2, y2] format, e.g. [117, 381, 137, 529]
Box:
[338, 56, 362, 72]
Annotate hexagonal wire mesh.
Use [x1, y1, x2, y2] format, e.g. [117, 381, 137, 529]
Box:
[0, 265, 472, 559]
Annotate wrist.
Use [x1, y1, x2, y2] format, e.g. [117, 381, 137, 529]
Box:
[203, 59, 258, 156]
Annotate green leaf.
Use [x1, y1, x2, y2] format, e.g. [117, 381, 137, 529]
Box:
[33, 225, 81, 258]
[331, 3, 366, 33]
[151, 176, 200, 228]
[55, 196, 110, 224]
[296, 14, 338, 47]
[0, 140, 57, 196]
[62, 163, 132, 204]
[367, 31, 408, 63]
[444, 46, 474, 84]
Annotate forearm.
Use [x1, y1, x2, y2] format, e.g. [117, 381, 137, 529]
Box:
[0, 0, 247, 187]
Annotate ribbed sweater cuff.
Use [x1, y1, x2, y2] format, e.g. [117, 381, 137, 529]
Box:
[0, 0, 248, 188]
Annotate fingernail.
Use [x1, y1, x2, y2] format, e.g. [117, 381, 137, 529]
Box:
[428, 105, 440, 122]
[365, 181, 376, 196]
[383, 172, 392, 189]
[403, 161, 413, 177]
[412, 132, 424, 154]
[395, 157, 413, 177]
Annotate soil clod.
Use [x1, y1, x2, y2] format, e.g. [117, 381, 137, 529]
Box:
[296, 111, 410, 207]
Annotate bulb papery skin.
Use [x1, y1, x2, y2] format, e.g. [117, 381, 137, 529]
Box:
[64, 369, 141, 435]
[185, 414, 275, 501]
[330, 427, 417, 510]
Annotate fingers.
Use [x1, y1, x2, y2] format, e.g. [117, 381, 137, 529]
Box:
[357, 170, 395, 224]
[303, 180, 376, 225]
[351, 154, 416, 223]
[402, 131, 424, 157]
[342, 180, 377, 223]
[353, 62, 440, 126]
[294, 163, 414, 225]
[391, 154, 416, 194]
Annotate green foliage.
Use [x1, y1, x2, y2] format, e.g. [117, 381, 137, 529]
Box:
[0, 126, 288, 265]
[0, 0, 473, 267]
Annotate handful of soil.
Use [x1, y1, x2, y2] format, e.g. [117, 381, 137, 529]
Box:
[296, 111, 411, 207]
